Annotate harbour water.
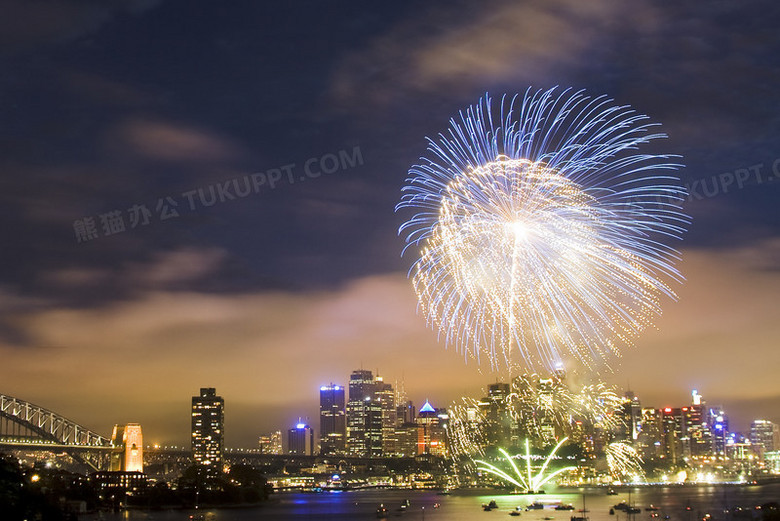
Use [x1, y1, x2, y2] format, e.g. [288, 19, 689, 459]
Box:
[85, 484, 780, 521]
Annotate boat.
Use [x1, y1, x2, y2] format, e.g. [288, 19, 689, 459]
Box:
[556, 504, 575, 511]
[399, 499, 411, 511]
[607, 489, 619, 495]
[510, 512, 522, 517]
[614, 503, 630, 512]
[526, 502, 544, 510]
[646, 506, 660, 511]
[376, 504, 388, 518]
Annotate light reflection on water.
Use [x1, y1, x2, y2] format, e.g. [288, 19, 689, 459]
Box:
[84, 484, 780, 521]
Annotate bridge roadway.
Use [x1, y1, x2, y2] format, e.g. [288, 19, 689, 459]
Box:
[0, 440, 435, 472]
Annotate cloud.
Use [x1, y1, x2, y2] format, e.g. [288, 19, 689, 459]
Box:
[109, 118, 244, 163]
[39, 247, 229, 292]
[611, 240, 780, 428]
[0, 0, 162, 52]
[330, 0, 658, 108]
[3, 241, 779, 445]
[0, 273, 484, 446]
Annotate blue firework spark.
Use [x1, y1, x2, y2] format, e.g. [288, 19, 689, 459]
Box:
[397, 87, 688, 372]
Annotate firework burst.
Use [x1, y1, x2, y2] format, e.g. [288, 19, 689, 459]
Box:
[475, 438, 577, 492]
[398, 88, 688, 372]
[446, 374, 622, 460]
[606, 441, 644, 481]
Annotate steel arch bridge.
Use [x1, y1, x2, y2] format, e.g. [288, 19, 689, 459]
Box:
[0, 393, 114, 470]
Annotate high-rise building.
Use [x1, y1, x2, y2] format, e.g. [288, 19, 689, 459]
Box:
[397, 400, 416, 425]
[479, 382, 512, 448]
[393, 400, 418, 457]
[375, 376, 397, 456]
[319, 384, 346, 456]
[637, 407, 662, 460]
[288, 422, 314, 455]
[110, 423, 143, 472]
[687, 390, 711, 457]
[415, 400, 448, 457]
[191, 387, 224, 473]
[751, 420, 780, 455]
[346, 369, 383, 457]
[258, 431, 283, 454]
[708, 406, 728, 457]
[623, 391, 643, 442]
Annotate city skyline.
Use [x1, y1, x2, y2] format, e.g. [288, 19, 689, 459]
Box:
[1, 2, 778, 452]
[3, 371, 777, 451]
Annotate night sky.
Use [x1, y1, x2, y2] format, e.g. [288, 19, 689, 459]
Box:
[1, 0, 779, 447]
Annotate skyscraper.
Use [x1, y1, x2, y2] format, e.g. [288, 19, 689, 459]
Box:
[374, 376, 397, 456]
[346, 369, 383, 457]
[751, 419, 779, 455]
[415, 400, 448, 457]
[479, 382, 512, 448]
[319, 384, 346, 456]
[191, 387, 224, 474]
[288, 422, 314, 455]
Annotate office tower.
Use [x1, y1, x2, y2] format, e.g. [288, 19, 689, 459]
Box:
[394, 422, 419, 457]
[688, 390, 711, 457]
[288, 422, 314, 455]
[393, 400, 418, 457]
[258, 431, 283, 454]
[319, 384, 346, 456]
[479, 382, 512, 448]
[637, 407, 662, 460]
[536, 378, 558, 444]
[110, 423, 143, 472]
[346, 369, 383, 457]
[397, 400, 416, 425]
[708, 406, 728, 456]
[415, 400, 448, 457]
[660, 407, 682, 465]
[375, 376, 397, 456]
[191, 387, 224, 473]
[751, 420, 779, 454]
[624, 391, 643, 441]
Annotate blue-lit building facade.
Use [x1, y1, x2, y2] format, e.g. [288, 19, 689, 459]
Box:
[319, 384, 346, 456]
[288, 422, 314, 455]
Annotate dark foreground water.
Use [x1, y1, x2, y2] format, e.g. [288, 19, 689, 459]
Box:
[85, 484, 780, 521]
